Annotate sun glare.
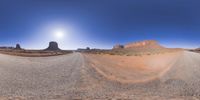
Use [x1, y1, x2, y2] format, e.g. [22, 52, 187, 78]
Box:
[54, 30, 65, 39]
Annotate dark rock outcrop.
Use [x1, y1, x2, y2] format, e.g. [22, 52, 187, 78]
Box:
[86, 47, 90, 50]
[15, 44, 21, 50]
[45, 41, 61, 51]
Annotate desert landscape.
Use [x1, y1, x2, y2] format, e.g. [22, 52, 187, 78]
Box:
[1, 0, 200, 99]
[0, 40, 200, 100]
[0, 42, 72, 57]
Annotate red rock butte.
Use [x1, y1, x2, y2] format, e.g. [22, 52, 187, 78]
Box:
[45, 41, 61, 51]
[113, 40, 164, 49]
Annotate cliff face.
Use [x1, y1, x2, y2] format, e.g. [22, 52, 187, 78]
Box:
[113, 40, 164, 49]
[124, 40, 163, 49]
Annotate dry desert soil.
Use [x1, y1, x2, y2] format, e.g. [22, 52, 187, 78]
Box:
[0, 51, 200, 100]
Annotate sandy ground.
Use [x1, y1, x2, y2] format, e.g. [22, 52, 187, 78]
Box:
[85, 52, 182, 83]
[0, 51, 199, 99]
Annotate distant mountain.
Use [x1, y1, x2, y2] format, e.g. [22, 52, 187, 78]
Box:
[0, 46, 14, 49]
[195, 48, 200, 51]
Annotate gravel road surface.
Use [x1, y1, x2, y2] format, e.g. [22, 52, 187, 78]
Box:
[0, 51, 199, 100]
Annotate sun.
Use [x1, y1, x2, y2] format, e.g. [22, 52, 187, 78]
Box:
[54, 30, 65, 39]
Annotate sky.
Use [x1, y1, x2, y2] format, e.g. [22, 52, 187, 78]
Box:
[0, 0, 200, 49]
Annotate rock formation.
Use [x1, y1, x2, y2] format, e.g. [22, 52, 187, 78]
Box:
[113, 44, 124, 49]
[113, 40, 164, 50]
[86, 47, 90, 50]
[15, 44, 21, 50]
[124, 40, 163, 49]
[45, 41, 61, 51]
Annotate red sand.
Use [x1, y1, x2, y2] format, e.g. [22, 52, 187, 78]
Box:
[84, 51, 182, 83]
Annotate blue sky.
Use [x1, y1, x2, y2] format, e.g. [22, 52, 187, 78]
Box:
[0, 0, 200, 49]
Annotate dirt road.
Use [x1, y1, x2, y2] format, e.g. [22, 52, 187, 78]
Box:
[0, 53, 90, 99]
[0, 51, 199, 99]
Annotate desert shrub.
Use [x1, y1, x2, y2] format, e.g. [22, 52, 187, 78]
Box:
[147, 53, 151, 55]
[109, 52, 115, 55]
[134, 54, 139, 56]
[126, 54, 132, 56]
